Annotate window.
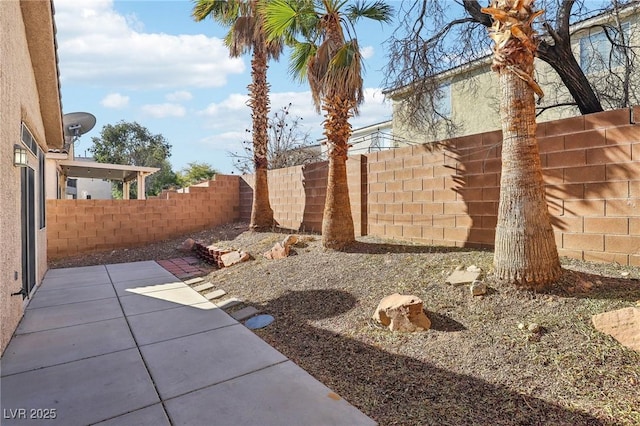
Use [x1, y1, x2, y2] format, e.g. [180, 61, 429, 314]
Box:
[580, 22, 630, 74]
[434, 83, 452, 119]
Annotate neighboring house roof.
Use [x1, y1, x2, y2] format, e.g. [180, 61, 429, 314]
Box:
[21, 0, 64, 149]
[57, 160, 159, 182]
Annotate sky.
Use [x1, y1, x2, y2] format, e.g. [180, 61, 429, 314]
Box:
[53, 0, 398, 175]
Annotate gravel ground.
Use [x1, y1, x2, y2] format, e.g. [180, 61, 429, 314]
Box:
[50, 222, 640, 426]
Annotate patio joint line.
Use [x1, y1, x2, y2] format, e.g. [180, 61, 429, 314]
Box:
[105, 266, 172, 424]
[161, 359, 291, 403]
[82, 402, 166, 425]
[15, 316, 124, 336]
[0, 346, 136, 379]
[24, 295, 118, 311]
[135, 322, 239, 347]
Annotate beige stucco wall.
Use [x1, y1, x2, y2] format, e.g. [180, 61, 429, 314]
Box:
[392, 8, 639, 144]
[1, 0, 62, 354]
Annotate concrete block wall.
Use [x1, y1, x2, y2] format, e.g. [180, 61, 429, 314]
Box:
[365, 107, 639, 265]
[47, 175, 240, 259]
[49, 108, 639, 265]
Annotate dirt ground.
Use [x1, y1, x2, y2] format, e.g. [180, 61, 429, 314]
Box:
[50, 222, 640, 426]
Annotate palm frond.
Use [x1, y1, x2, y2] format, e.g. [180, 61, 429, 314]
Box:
[289, 41, 317, 82]
[192, 0, 239, 25]
[345, 0, 393, 24]
[262, 0, 300, 39]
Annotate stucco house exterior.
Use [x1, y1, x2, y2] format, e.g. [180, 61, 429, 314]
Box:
[1, 0, 64, 354]
[388, 4, 640, 145]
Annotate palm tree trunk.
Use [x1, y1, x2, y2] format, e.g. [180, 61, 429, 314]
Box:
[322, 95, 355, 249]
[494, 72, 561, 288]
[248, 41, 274, 230]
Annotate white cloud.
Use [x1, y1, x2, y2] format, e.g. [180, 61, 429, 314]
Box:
[197, 87, 392, 147]
[166, 91, 193, 102]
[361, 46, 375, 59]
[100, 92, 129, 109]
[141, 103, 186, 118]
[54, 0, 245, 89]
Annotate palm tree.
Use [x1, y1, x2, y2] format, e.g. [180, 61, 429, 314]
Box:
[482, 0, 561, 288]
[263, 0, 393, 249]
[193, 0, 282, 230]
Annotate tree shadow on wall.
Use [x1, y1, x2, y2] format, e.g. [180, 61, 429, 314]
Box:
[252, 289, 611, 426]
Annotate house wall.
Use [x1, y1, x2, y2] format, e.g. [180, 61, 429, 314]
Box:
[1, 0, 61, 354]
[237, 108, 640, 266]
[392, 8, 640, 145]
[46, 175, 240, 259]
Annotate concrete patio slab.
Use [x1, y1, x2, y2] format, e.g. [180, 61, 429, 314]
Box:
[27, 284, 116, 309]
[94, 404, 171, 426]
[0, 349, 159, 426]
[38, 273, 113, 290]
[139, 324, 287, 399]
[43, 264, 106, 278]
[126, 285, 209, 306]
[112, 278, 184, 296]
[108, 269, 178, 284]
[0, 260, 376, 425]
[119, 291, 207, 316]
[105, 260, 159, 271]
[127, 303, 234, 345]
[164, 360, 376, 426]
[1, 318, 135, 376]
[16, 298, 123, 335]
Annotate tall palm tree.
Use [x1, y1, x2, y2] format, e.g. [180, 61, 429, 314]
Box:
[263, 0, 393, 249]
[193, 0, 282, 230]
[482, 0, 561, 288]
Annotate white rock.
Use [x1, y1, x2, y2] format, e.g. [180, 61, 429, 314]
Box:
[466, 265, 482, 273]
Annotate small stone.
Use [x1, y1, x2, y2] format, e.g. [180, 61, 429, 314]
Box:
[466, 265, 481, 273]
[455, 266, 464, 271]
[179, 238, 195, 252]
[282, 235, 299, 248]
[446, 270, 481, 285]
[592, 307, 640, 352]
[470, 280, 487, 296]
[518, 323, 525, 330]
[221, 250, 249, 267]
[528, 323, 541, 333]
[263, 242, 289, 259]
[373, 293, 431, 332]
[621, 272, 630, 277]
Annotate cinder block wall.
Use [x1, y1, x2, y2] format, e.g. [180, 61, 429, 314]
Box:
[49, 108, 639, 265]
[240, 161, 330, 233]
[239, 158, 367, 236]
[238, 107, 639, 266]
[365, 107, 640, 266]
[47, 175, 240, 259]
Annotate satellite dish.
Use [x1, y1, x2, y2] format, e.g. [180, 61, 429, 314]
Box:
[63, 112, 96, 142]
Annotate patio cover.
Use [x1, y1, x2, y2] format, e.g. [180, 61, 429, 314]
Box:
[57, 159, 159, 200]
